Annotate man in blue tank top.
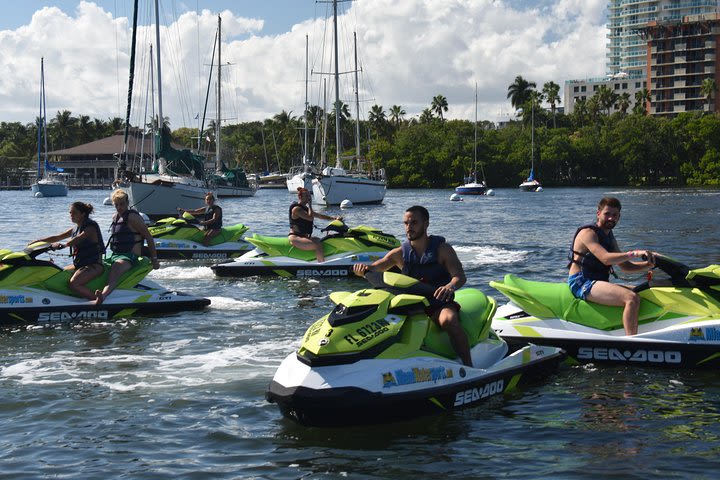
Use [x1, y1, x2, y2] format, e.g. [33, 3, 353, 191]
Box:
[568, 197, 656, 335]
[354, 205, 471, 366]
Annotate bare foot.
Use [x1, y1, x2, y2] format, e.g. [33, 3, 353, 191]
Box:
[94, 290, 105, 305]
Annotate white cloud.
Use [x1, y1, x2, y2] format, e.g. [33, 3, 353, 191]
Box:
[0, 0, 608, 128]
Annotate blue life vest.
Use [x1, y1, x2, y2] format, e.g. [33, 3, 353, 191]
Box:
[289, 202, 313, 237]
[401, 235, 451, 289]
[204, 205, 223, 230]
[71, 218, 104, 268]
[568, 224, 616, 281]
[109, 209, 143, 254]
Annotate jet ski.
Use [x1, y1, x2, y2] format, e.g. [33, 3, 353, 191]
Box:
[145, 212, 252, 261]
[0, 242, 210, 325]
[265, 271, 565, 426]
[211, 220, 400, 278]
[490, 254, 720, 369]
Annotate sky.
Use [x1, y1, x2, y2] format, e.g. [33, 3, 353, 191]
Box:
[0, 0, 610, 129]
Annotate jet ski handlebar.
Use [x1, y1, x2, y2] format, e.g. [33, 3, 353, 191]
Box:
[23, 241, 64, 258]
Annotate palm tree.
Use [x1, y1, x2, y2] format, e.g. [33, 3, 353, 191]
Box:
[595, 85, 617, 116]
[368, 104, 387, 137]
[701, 78, 717, 112]
[615, 92, 631, 115]
[507, 75, 536, 110]
[389, 105, 406, 128]
[633, 88, 650, 115]
[431, 94, 449, 121]
[49, 110, 76, 150]
[542, 81, 561, 128]
[419, 108, 434, 123]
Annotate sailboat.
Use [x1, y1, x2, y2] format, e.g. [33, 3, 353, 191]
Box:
[31, 58, 68, 198]
[118, 0, 209, 220]
[286, 35, 315, 193]
[311, 2, 386, 206]
[519, 98, 542, 192]
[205, 16, 256, 198]
[456, 83, 493, 196]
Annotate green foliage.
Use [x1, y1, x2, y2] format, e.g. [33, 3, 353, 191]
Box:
[3, 104, 720, 188]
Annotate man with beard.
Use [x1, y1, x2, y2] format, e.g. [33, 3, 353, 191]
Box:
[354, 205, 470, 366]
[568, 197, 656, 335]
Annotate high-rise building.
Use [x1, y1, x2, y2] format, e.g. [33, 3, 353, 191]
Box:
[565, 0, 720, 114]
[607, 0, 719, 78]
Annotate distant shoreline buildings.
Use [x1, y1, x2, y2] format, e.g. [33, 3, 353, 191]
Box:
[564, 1, 720, 116]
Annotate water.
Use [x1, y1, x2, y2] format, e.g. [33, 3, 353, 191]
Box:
[1, 187, 719, 478]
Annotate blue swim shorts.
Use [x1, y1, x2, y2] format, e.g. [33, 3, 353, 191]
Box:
[568, 272, 595, 300]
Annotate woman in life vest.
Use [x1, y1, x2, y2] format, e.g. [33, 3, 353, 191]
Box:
[34, 201, 105, 301]
[178, 192, 223, 246]
[288, 187, 342, 262]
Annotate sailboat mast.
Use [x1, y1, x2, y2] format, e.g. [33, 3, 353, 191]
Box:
[531, 97, 535, 172]
[37, 58, 44, 180]
[154, 0, 163, 131]
[216, 15, 221, 171]
[303, 35, 309, 165]
[120, 0, 139, 174]
[332, 0, 341, 169]
[474, 82, 478, 184]
[353, 32, 361, 168]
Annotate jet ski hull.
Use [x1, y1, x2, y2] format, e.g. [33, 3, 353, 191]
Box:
[0, 284, 210, 325]
[212, 252, 389, 278]
[149, 242, 253, 261]
[266, 344, 565, 427]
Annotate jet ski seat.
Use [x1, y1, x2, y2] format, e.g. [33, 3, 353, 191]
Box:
[493, 275, 666, 331]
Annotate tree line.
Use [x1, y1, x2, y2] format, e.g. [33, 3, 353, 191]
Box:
[1, 76, 719, 187]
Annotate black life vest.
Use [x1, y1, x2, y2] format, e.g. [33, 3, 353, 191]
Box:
[71, 218, 104, 268]
[401, 235, 451, 289]
[204, 205, 223, 230]
[568, 224, 616, 281]
[109, 209, 143, 254]
[289, 202, 313, 237]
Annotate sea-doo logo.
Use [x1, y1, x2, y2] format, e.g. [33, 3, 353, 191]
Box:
[0, 295, 32, 305]
[38, 310, 109, 322]
[577, 347, 681, 364]
[192, 252, 229, 259]
[296, 269, 348, 277]
[454, 379, 505, 406]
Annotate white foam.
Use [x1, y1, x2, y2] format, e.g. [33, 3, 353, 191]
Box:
[454, 245, 530, 266]
[0, 338, 299, 392]
[207, 296, 267, 310]
[148, 265, 215, 280]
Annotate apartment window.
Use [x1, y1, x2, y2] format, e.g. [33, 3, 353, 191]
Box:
[574, 86, 579, 92]
[593, 85, 598, 91]
[635, 82, 641, 88]
[622, 83, 627, 89]
[581, 86, 586, 92]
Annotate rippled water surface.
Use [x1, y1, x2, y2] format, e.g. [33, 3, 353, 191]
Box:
[1, 187, 719, 478]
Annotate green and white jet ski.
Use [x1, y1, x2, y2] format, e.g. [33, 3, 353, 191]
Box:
[0, 242, 210, 325]
[265, 271, 565, 426]
[146, 212, 252, 261]
[211, 220, 400, 278]
[490, 254, 720, 369]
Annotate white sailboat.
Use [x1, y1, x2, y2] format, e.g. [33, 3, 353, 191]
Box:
[31, 58, 68, 198]
[119, 0, 209, 219]
[456, 83, 493, 196]
[519, 98, 542, 192]
[207, 16, 256, 198]
[311, 1, 386, 206]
